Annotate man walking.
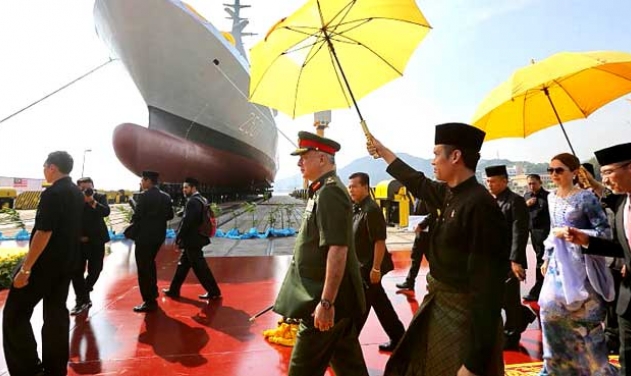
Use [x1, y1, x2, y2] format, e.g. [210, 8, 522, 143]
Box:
[522, 174, 550, 302]
[565, 143, 631, 375]
[274, 131, 368, 376]
[129, 170, 174, 313]
[485, 165, 536, 349]
[348, 172, 405, 352]
[369, 123, 509, 376]
[3, 151, 84, 376]
[163, 177, 221, 300]
[70, 177, 111, 315]
[396, 198, 434, 291]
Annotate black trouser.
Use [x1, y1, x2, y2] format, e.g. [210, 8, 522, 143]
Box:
[289, 317, 368, 376]
[405, 232, 428, 284]
[503, 275, 523, 340]
[357, 279, 405, 342]
[606, 267, 623, 353]
[619, 313, 631, 376]
[135, 241, 162, 303]
[71, 241, 105, 305]
[168, 246, 221, 295]
[3, 270, 72, 376]
[528, 228, 549, 297]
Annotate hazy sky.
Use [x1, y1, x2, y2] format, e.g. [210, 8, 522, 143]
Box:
[1, 0, 630, 190]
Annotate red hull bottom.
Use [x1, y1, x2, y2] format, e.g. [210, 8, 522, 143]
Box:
[112, 123, 275, 188]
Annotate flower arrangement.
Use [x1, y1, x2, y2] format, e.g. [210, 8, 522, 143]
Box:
[262, 318, 299, 347]
[0, 248, 27, 289]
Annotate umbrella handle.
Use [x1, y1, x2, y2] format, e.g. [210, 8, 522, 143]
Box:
[577, 167, 591, 189]
[361, 120, 380, 159]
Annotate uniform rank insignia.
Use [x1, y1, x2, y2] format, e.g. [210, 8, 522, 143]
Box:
[325, 177, 336, 185]
[450, 210, 455, 218]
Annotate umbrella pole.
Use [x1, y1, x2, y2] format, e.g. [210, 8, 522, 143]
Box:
[544, 87, 577, 156]
[323, 35, 371, 139]
[249, 305, 274, 322]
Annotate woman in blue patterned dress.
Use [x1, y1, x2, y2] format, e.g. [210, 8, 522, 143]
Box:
[539, 153, 616, 375]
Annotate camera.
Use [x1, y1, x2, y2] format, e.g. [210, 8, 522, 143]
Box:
[84, 187, 94, 197]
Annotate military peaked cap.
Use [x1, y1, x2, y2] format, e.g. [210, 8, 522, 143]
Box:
[594, 143, 631, 166]
[485, 165, 508, 177]
[291, 131, 341, 156]
[434, 122, 486, 152]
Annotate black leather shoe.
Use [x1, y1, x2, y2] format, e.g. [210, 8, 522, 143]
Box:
[162, 288, 180, 299]
[503, 335, 520, 350]
[395, 280, 414, 290]
[517, 305, 538, 333]
[133, 301, 157, 313]
[199, 292, 222, 300]
[522, 293, 539, 302]
[378, 340, 398, 352]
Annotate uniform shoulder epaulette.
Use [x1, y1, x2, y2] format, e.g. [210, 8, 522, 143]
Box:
[325, 176, 336, 185]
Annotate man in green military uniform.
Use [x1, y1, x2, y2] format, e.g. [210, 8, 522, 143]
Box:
[274, 131, 368, 376]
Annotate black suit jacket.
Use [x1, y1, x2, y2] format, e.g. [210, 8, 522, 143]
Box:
[412, 198, 436, 232]
[496, 188, 530, 268]
[352, 197, 394, 279]
[130, 186, 174, 245]
[80, 192, 111, 244]
[583, 194, 631, 317]
[524, 188, 550, 231]
[31, 176, 85, 275]
[176, 192, 210, 249]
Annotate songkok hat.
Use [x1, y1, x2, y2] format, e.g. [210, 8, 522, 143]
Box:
[594, 143, 631, 166]
[184, 177, 199, 186]
[434, 122, 486, 152]
[485, 165, 508, 177]
[291, 131, 341, 156]
[581, 163, 595, 177]
[142, 170, 159, 180]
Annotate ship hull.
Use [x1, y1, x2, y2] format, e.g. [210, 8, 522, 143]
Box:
[94, 0, 278, 188]
[113, 122, 274, 191]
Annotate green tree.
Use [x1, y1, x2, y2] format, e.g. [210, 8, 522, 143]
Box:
[244, 202, 259, 229]
[267, 206, 278, 230]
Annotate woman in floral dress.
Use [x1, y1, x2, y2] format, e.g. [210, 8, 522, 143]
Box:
[539, 153, 616, 375]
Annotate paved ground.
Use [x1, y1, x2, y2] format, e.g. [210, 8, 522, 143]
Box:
[205, 195, 415, 257]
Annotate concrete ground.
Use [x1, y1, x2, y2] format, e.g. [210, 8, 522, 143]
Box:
[204, 195, 416, 257]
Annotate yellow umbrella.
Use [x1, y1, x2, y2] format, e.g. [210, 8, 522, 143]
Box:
[249, 0, 431, 137]
[472, 50, 631, 155]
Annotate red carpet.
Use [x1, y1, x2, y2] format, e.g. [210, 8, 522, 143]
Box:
[0, 241, 548, 375]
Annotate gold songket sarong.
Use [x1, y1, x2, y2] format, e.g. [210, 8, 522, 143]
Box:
[385, 275, 504, 376]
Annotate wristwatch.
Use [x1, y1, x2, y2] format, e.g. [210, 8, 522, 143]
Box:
[320, 298, 333, 310]
[19, 267, 31, 275]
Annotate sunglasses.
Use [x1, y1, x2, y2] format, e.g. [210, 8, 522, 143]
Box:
[601, 162, 631, 177]
[547, 167, 568, 175]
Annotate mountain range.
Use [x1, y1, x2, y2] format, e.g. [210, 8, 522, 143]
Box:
[273, 153, 558, 192]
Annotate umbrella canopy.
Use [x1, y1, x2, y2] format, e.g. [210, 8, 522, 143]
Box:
[248, 0, 431, 129]
[472, 50, 631, 154]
